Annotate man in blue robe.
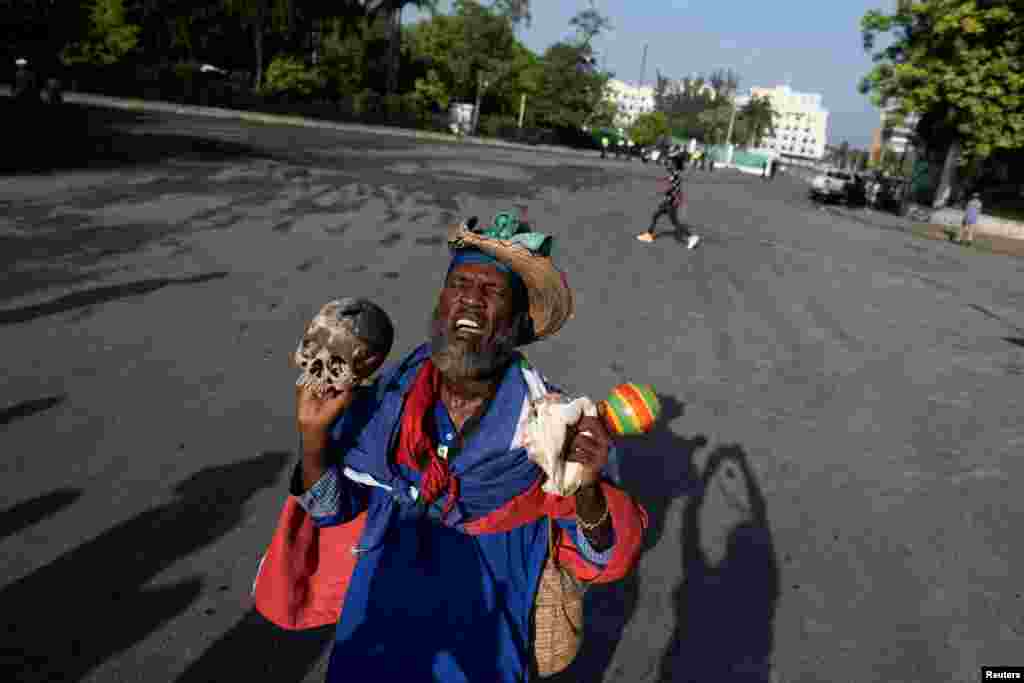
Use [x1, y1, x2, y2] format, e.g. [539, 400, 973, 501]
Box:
[286, 213, 647, 682]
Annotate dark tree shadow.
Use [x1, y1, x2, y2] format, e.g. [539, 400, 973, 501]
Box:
[0, 272, 229, 325]
[1004, 337, 1024, 350]
[547, 396, 708, 682]
[0, 101, 272, 175]
[658, 445, 780, 683]
[175, 609, 334, 683]
[0, 394, 67, 426]
[0, 487, 82, 541]
[0, 451, 291, 683]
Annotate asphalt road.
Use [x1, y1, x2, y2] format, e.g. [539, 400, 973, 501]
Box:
[2, 104, 1023, 683]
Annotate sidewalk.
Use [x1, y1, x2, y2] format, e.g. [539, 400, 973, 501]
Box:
[0, 85, 604, 160]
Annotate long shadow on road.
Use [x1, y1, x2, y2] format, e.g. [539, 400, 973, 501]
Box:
[0, 271, 229, 325]
[549, 396, 707, 682]
[0, 101, 273, 176]
[175, 608, 334, 683]
[0, 487, 82, 541]
[0, 451, 291, 683]
[658, 445, 780, 683]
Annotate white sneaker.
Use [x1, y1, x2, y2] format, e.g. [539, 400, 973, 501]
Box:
[686, 235, 701, 250]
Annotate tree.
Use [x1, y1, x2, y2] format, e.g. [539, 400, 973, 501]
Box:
[860, 0, 1024, 204]
[223, 0, 294, 89]
[491, 0, 530, 30]
[569, 0, 612, 48]
[60, 0, 141, 66]
[739, 94, 777, 147]
[407, 1, 519, 114]
[532, 41, 608, 129]
[629, 111, 671, 146]
[587, 96, 620, 129]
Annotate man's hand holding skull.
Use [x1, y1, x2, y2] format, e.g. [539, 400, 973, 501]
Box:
[293, 298, 394, 488]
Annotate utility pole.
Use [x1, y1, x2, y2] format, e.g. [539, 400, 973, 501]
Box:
[639, 43, 648, 86]
[724, 95, 739, 166]
[518, 93, 526, 128]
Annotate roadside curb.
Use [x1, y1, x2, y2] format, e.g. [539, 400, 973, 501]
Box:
[1, 86, 605, 160]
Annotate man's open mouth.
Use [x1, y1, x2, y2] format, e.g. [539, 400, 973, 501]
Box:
[453, 317, 485, 336]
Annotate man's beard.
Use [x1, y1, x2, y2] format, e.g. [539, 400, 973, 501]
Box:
[429, 312, 519, 382]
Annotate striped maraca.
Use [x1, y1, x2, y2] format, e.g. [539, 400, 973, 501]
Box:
[598, 383, 661, 436]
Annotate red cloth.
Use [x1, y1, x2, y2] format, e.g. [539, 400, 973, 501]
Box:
[252, 499, 367, 630]
[393, 359, 460, 519]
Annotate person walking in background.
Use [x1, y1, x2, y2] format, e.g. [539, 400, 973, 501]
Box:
[636, 152, 701, 249]
[13, 58, 39, 104]
[959, 192, 983, 246]
[601, 135, 609, 160]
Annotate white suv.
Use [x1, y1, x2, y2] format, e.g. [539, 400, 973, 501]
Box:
[810, 169, 853, 202]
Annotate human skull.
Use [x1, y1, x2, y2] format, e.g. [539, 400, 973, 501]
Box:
[293, 298, 394, 397]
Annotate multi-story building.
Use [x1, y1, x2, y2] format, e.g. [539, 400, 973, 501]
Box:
[751, 84, 829, 161]
[604, 79, 655, 127]
[661, 77, 720, 101]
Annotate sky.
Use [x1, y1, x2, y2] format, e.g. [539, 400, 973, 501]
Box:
[407, 0, 890, 148]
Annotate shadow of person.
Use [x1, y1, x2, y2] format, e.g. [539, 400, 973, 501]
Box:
[175, 608, 335, 683]
[0, 486, 82, 541]
[547, 395, 708, 682]
[0, 451, 291, 683]
[658, 445, 780, 683]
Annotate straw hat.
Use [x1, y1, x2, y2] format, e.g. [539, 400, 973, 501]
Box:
[447, 213, 574, 342]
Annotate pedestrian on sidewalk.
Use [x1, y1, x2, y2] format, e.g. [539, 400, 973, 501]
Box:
[255, 211, 647, 683]
[637, 153, 701, 249]
[13, 58, 39, 105]
[601, 135, 609, 159]
[960, 192, 983, 246]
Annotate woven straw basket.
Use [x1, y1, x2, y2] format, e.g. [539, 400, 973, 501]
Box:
[533, 518, 586, 677]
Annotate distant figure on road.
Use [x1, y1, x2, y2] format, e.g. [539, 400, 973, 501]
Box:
[637, 153, 701, 249]
[960, 192, 983, 246]
[601, 135, 609, 159]
[14, 58, 39, 104]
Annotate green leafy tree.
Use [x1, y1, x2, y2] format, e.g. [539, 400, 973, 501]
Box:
[491, 0, 531, 30]
[860, 0, 1024, 203]
[587, 96, 620, 129]
[629, 111, 671, 146]
[569, 0, 612, 48]
[739, 94, 777, 147]
[261, 53, 320, 96]
[408, 1, 518, 112]
[698, 103, 732, 144]
[532, 41, 608, 129]
[61, 0, 141, 66]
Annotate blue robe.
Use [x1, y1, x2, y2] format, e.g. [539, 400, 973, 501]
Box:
[293, 345, 613, 682]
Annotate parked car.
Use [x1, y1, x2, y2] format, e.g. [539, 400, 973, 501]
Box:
[810, 169, 854, 203]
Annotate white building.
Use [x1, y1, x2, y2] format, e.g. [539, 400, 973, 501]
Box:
[662, 77, 720, 101]
[604, 79, 655, 127]
[751, 84, 829, 161]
